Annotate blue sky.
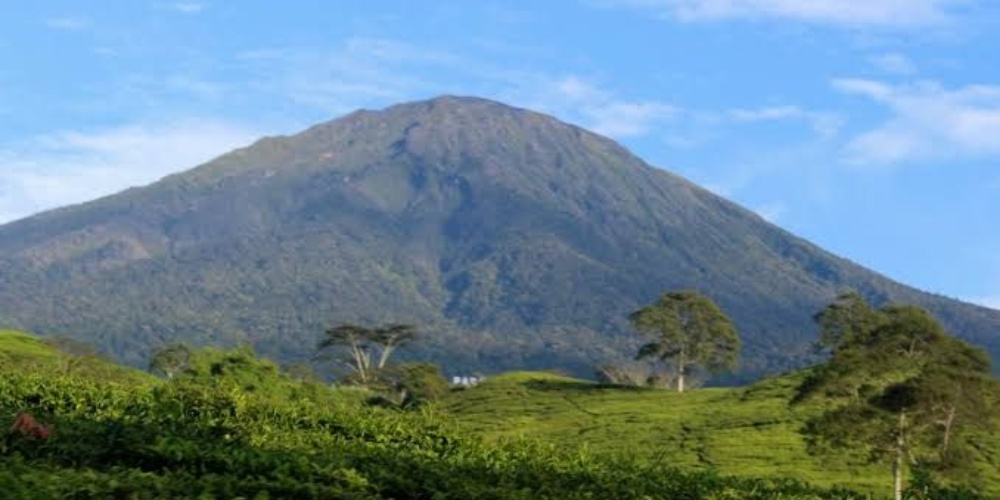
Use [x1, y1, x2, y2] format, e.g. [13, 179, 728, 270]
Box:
[1, 1, 998, 309]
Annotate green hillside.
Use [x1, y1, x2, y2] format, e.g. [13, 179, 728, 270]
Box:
[2, 330, 907, 500]
[1, 96, 998, 380]
[444, 371, 1000, 497]
[0, 330, 56, 362]
[0, 329, 154, 385]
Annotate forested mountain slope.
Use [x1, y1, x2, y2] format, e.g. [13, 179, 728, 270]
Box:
[1, 96, 997, 378]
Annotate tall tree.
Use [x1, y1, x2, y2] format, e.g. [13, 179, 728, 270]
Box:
[629, 290, 740, 392]
[372, 324, 418, 370]
[908, 342, 994, 460]
[317, 323, 417, 384]
[813, 291, 885, 353]
[798, 297, 995, 500]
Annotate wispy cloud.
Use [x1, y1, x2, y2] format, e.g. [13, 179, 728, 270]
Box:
[506, 74, 843, 145]
[238, 41, 682, 140]
[968, 295, 1000, 310]
[728, 105, 843, 138]
[834, 78, 1000, 165]
[0, 121, 260, 224]
[44, 16, 91, 31]
[753, 201, 788, 222]
[590, 101, 678, 137]
[168, 2, 207, 14]
[508, 75, 678, 138]
[598, 0, 969, 28]
[236, 37, 462, 116]
[235, 38, 833, 145]
[555, 76, 678, 137]
[868, 53, 918, 75]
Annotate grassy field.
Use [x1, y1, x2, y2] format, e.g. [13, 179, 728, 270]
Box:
[443, 371, 1000, 496]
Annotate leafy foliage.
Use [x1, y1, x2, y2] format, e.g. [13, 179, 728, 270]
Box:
[812, 292, 886, 353]
[594, 361, 673, 387]
[317, 323, 417, 384]
[630, 290, 740, 391]
[0, 330, 931, 499]
[797, 296, 997, 498]
[148, 342, 192, 379]
[374, 362, 451, 408]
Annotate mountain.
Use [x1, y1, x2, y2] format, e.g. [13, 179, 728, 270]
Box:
[1, 96, 998, 379]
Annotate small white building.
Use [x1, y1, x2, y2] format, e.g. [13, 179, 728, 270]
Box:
[451, 375, 485, 387]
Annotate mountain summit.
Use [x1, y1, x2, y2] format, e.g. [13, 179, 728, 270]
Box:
[1, 96, 998, 378]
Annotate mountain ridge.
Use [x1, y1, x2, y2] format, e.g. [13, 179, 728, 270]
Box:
[1, 95, 998, 379]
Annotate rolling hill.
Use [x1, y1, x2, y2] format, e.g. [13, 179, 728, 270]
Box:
[443, 371, 1000, 496]
[1, 95, 998, 379]
[6, 329, 933, 499]
[3, 329, 995, 497]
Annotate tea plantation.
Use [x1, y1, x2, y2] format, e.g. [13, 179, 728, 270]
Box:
[1, 330, 993, 499]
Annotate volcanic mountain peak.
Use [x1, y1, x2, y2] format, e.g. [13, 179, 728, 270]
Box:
[1, 95, 998, 379]
[198, 95, 648, 185]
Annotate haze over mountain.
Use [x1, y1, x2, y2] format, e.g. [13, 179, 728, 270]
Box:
[1, 96, 998, 379]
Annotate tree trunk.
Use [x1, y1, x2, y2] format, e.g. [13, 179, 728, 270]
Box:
[677, 350, 686, 393]
[893, 451, 903, 500]
[941, 405, 956, 455]
[349, 340, 370, 384]
[377, 343, 396, 369]
[893, 411, 906, 500]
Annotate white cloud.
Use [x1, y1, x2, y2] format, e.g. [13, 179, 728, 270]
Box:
[753, 201, 787, 222]
[728, 105, 843, 138]
[0, 121, 261, 224]
[44, 16, 91, 31]
[600, 0, 968, 28]
[169, 2, 206, 13]
[700, 182, 733, 196]
[506, 75, 841, 144]
[833, 78, 1000, 165]
[968, 295, 1000, 310]
[233, 38, 824, 144]
[236, 38, 460, 116]
[833, 78, 895, 99]
[553, 75, 606, 102]
[588, 101, 679, 137]
[510, 75, 678, 138]
[868, 53, 918, 75]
